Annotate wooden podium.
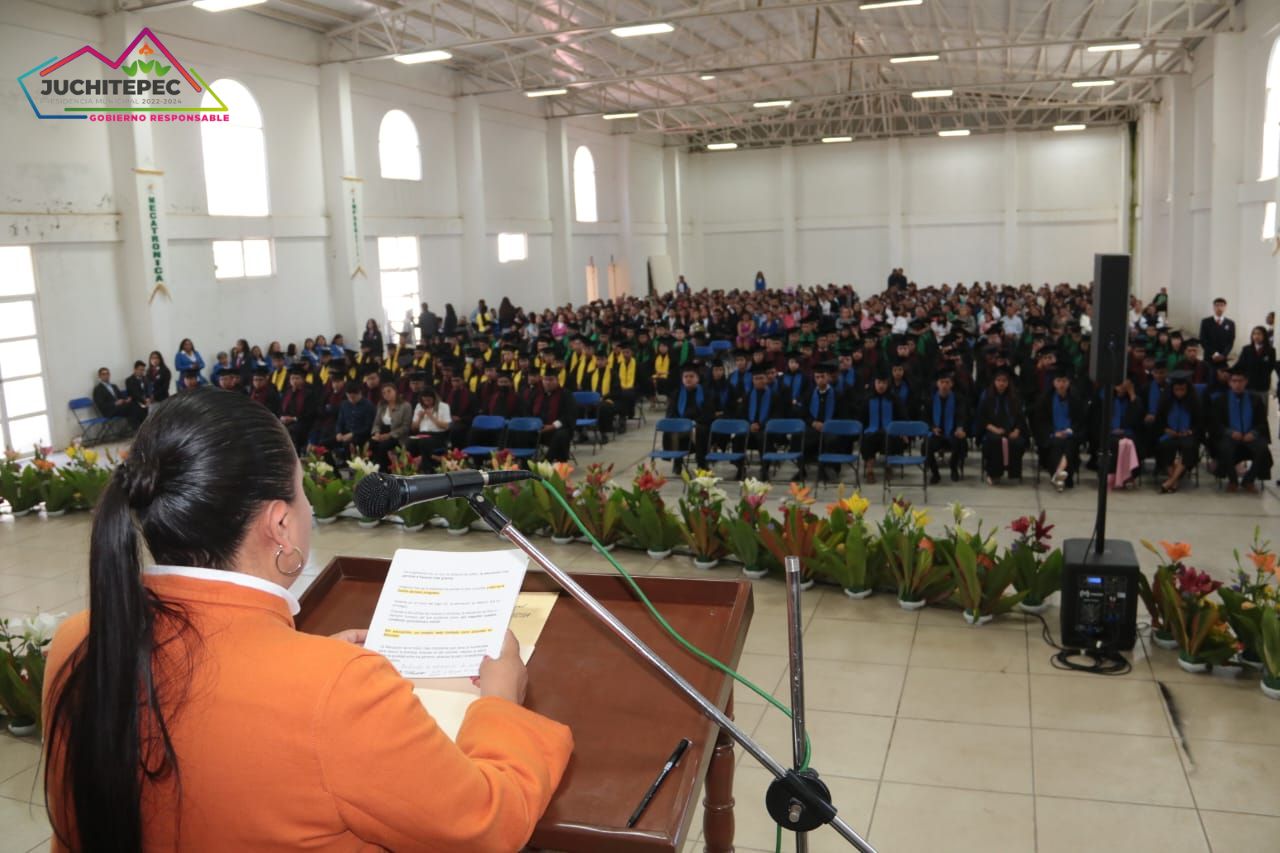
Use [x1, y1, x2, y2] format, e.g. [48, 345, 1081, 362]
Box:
[296, 556, 755, 853]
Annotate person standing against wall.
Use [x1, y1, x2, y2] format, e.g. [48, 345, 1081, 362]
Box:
[1198, 297, 1236, 369]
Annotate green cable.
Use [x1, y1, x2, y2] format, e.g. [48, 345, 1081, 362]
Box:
[535, 481, 813, 777]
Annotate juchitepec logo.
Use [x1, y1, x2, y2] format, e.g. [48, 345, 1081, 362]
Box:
[19, 27, 229, 122]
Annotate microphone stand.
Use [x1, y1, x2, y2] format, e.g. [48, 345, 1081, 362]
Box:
[462, 488, 877, 852]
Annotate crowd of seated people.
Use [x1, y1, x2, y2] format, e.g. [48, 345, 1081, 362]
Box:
[89, 276, 1277, 492]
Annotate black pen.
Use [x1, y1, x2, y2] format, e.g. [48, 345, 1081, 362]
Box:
[626, 737, 692, 828]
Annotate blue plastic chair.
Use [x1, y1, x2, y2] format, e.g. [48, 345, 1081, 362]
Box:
[883, 420, 931, 500]
[572, 390, 603, 453]
[503, 416, 544, 461]
[760, 418, 806, 482]
[817, 419, 863, 489]
[649, 418, 694, 467]
[693, 346, 714, 360]
[710, 340, 733, 355]
[69, 397, 124, 445]
[704, 418, 749, 475]
[462, 415, 507, 462]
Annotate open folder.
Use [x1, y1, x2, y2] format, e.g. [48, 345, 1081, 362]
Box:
[363, 548, 558, 740]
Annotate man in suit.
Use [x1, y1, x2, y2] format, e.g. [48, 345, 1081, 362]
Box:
[924, 368, 969, 484]
[1212, 366, 1272, 493]
[124, 360, 152, 411]
[93, 366, 145, 428]
[528, 371, 576, 463]
[1199, 297, 1236, 369]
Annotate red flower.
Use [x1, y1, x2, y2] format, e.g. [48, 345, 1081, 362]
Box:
[1175, 566, 1221, 598]
[1009, 516, 1031, 536]
[1032, 510, 1055, 542]
[311, 445, 329, 456]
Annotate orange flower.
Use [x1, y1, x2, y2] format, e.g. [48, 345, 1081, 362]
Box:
[1248, 550, 1279, 577]
[1159, 541, 1191, 563]
[787, 482, 815, 506]
[919, 537, 935, 553]
[32, 459, 55, 472]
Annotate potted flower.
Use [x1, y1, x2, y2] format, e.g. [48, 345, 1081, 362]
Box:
[1156, 564, 1237, 673]
[758, 483, 823, 590]
[573, 463, 625, 551]
[1217, 528, 1277, 670]
[812, 492, 879, 598]
[0, 448, 43, 518]
[302, 448, 351, 524]
[679, 469, 731, 569]
[1003, 511, 1062, 614]
[1261, 604, 1280, 699]
[724, 479, 777, 579]
[530, 461, 578, 544]
[0, 611, 65, 737]
[34, 453, 74, 518]
[1138, 540, 1189, 650]
[434, 449, 476, 534]
[946, 537, 1027, 626]
[387, 446, 433, 531]
[486, 450, 542, 536]
[878, 497, 952, 610]
[618, 464, 683, 558]
[61, 445, 114, 511]
[347, 453, 382, 528]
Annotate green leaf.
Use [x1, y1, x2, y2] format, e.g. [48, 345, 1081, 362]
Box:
[1261, 606, 1280, 680]
[122, 61, 139, 76]
[154, 63, 171, 76]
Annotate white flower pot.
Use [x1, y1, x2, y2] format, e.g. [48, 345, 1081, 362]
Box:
[403, 524, 425, 533]
[799, 579, 815, 592]
[1017, 600, 1050, 615]
[357, 519, 380, 529]
[1152, 632, 1180, 651]
[551, 536, 575, 545]
[1261, 679, 1280, 701]
[7, 719, 38, 738]
[742, 567, 769, 580]
[843, 588, 873, 600]
[429, 516, 449, 527]
[693, 558, 720, 571]
[8, 508, 31, 518]
[314, 515, 340, 525]
[963, 611, 993, 626]
[595, 542, 617, 552]
[646, 548, 673, 560]
[44, 508, 67, 518]
[446, 526, 470, 536]
[1176, 655, 1209, 674]
[898, 598, 926, 611]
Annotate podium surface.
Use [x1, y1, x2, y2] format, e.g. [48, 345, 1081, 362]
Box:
[296, 555, 755, 853]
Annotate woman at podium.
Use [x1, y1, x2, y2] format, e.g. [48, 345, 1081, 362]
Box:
[41, 389, 572, 851]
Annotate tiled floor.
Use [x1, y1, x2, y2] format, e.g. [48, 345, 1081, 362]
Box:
[2, 420, 1279, 853]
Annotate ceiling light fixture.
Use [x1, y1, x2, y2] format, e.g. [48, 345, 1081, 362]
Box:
[938, 129, 970, 137]
[1072, 79, 1116, 88]
[822, 136, 853, 143]
[192, 0, 266, 10]
[394, 50, 452, 64]
[890, 54, 939, 64]
[603, 112, 639, 120]
[1054, 124, 1087, 132]
[912, 88, 953, 99]
[860, 0, 923, 9]
[1087, 42, 1142, 52]
[525, 88, 569, 98]
[707, 142, 738, 151]
[611, 22, 675, 38]
[753, 100, 793, 109]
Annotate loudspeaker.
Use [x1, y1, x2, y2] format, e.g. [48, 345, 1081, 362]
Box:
[1059, 538, 1140, 651]
[1089, 254, 1131, 386]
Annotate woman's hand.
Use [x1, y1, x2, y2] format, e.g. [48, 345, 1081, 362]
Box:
[330, 629, 368, 646]
[477, 630, 528, 705]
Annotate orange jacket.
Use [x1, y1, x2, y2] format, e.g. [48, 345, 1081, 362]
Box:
[43, 573, 573, 852]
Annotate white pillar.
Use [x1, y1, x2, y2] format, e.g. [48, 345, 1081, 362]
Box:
[886, 139, 905, 272]
[545, 119, 573, 305]
[1118, 124, 1133, 259]
[780, 144, 798, 287]
[1207, 34, 1245, 328]
[1002, 131, 1019, 284]
[1167, 74, 1196, 329]
[318, 62, 368, 337]
[103, 12, 174, 359]
[1136, 102, 1169, 300]
[454, 95, 489, 304]
[662, 148, 685, 280]
[615, 134, 635, 296]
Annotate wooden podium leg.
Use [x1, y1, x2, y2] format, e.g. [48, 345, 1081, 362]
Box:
[703, 693, 735, 853]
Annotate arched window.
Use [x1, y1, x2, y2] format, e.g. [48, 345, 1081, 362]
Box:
[379, 109, 421, 181]
[1260, 38, 1280, 181]
[200, 79, 269, 216]
[573, 145, 598, 223]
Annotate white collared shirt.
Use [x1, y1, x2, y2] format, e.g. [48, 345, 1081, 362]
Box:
[145, 565, 301, 616]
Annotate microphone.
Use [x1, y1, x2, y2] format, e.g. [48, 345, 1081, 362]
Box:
[354, 470, 533, 518]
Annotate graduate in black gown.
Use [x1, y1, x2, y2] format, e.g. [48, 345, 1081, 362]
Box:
[1155, 373, 1201, 493]
[924, 368, 969, 484]
[1034, 370, 1087, 492]
[977, 367, 1029, 484]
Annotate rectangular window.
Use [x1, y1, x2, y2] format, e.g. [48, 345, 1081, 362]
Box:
[0, 246, 50, 453]
[378, 236, 420, 341]
[1264, 202, 1277, 241]
[498, 232, 528, 264]
[212, 239, 273, 279]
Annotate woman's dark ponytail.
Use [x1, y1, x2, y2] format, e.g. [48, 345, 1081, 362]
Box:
[45, 388, 299, 851]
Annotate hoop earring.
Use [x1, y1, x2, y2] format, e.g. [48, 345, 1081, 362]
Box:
[274, 545, 305, 577]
